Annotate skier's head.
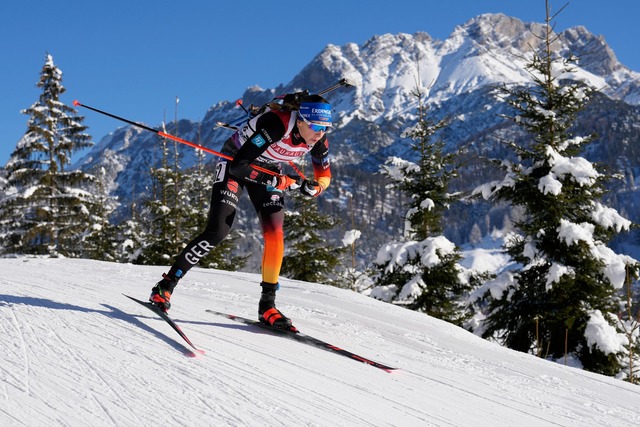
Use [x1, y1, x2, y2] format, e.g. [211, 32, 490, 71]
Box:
[298, 94, 332, 132]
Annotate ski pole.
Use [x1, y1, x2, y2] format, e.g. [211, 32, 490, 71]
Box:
[317, 77, 356, 96]
[73, 100, 282, 178]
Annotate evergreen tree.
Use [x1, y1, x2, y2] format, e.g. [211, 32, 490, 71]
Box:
[616, 266, 640, 384]
[384, 96, 455, 240]
[137, 136, 184, 265]
[0, 53, 95, 256]
[0, 166, 18, 252]
[334, 227, 371, 291]
[181, 139, 210, 239]
[80, 165, 120, 261]
[281, 190, 344, 284]
[370, 83, 477, 326]
[329, 193, 377, 291]
[119, 201, 147, 263]
[475, 2, 637, 375]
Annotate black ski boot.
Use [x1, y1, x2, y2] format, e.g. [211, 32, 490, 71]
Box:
[149, 273, 179, 312]
[258, 282, 295, 331]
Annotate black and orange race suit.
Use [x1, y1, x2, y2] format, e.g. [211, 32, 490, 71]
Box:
[167, 109, 331, 284]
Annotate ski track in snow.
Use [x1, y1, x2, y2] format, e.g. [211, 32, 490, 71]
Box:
[1, 258, 640, 426]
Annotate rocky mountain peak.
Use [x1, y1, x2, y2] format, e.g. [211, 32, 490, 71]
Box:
[560, 26, 620, 75]
[456, 13, 540, 50]
[74, 13, 640, 232]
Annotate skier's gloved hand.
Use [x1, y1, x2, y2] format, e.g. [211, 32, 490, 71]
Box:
[300, 180, 322, 197]
[269, 174, 301, 191]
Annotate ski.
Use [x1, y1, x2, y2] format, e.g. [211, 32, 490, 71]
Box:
[124, 294, 205, 356]
[206, 310, 396, 372]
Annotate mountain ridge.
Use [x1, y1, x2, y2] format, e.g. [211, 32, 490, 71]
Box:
[73, 13, 640, 257]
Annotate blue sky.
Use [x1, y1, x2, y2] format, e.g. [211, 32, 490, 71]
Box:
[2, 0, 638, 165]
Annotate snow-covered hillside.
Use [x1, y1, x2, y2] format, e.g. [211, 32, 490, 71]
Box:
[1, 258, 639, 426]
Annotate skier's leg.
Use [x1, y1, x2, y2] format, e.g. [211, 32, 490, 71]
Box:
[247, 184, 292, 329]
[150, 161, 243, 311]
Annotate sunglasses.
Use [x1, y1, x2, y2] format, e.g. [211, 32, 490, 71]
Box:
[298, 114, 327, 133]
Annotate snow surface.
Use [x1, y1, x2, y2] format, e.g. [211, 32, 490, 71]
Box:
[2, 258, 640, 426]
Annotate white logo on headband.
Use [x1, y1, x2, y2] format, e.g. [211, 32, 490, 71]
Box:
[300, 102, 332, 125]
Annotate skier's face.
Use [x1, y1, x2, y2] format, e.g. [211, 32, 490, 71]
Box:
[297, 119, 325, 145]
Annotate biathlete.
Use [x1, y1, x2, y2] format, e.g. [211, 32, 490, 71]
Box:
[149, 94, 333, 330]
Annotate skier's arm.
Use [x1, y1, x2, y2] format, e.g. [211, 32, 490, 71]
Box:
[228, 112, 286, 186]
[299, 137, 331, 197]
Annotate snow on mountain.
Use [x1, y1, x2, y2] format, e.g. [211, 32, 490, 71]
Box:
[70, 13, 640, 252]
[316, 13, 640, 124]
[2, 257, 640, 426]
[74, 13, 640, 192]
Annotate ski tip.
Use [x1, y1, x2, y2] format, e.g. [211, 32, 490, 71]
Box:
[73, 100, 80, 106]
[123, 293, 144, 303]
[187, 349, 206, 358]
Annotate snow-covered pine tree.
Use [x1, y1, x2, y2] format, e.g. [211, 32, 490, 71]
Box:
[80, 165, 120, 261]
[281, 185, 344, 284]
[370, 83, 478, 327]
[616, 266, 640, 384]
[474, 1, 638, 376]
[181, 137, 210, 237]
[0, 53, 96, 256]
[136, 135, 183, 265]
[334, 228, 372, 291]
[0, 167, 11, 251]
[119, 200, 147, 263]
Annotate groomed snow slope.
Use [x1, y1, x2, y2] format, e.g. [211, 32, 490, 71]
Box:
[1, 258, 639, 426]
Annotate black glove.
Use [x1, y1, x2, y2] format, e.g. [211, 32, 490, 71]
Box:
[300, 180, 322, 197]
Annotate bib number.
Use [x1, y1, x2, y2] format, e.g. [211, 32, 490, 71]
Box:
[214, 162, 227, 184]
